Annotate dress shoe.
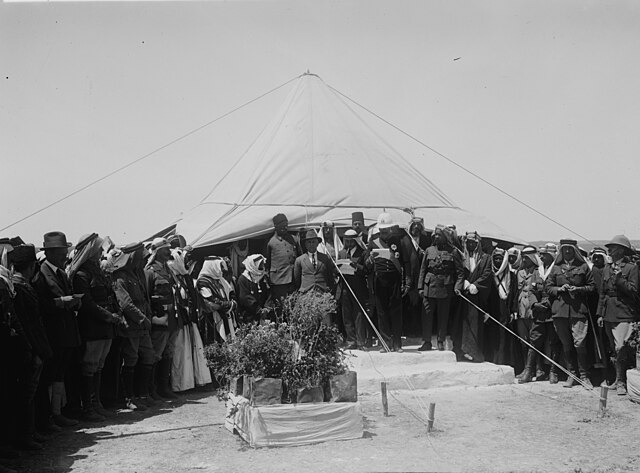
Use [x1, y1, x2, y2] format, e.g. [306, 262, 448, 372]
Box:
[53, 414, 79, 427]
[437, 341, 444, 351]
[396, 348, 404, 353]
[580, 376, 593, 390]
[534, 370, 547, 382]
[563, 376, 576, 388]
[549, 371, 559, 384]
[616, 380, 627, 396]
[518, 369, 533, 384]
[418, 342, 432, 352]
[124, 398, 147, 412]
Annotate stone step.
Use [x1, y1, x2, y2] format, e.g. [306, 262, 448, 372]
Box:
[346, 345, 515, 393]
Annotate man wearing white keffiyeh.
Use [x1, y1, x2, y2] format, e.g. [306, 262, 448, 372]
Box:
[486, 248, 517, 366]
[196, 258, 238, 343]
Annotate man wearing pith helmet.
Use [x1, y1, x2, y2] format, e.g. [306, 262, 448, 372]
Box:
[597, 235, 639, 395]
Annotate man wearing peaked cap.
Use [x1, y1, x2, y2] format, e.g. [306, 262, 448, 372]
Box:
[145, 237, 180, 401]
[597, 235, 639, 395]
[545, 238, 596, 389]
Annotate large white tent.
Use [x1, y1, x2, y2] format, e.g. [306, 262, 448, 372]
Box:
[176, 73, 525, 247]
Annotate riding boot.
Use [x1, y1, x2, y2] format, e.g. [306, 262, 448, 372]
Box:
[51, 382, 79, 427]
[615, 357, 627, 395]
[121, 366, 145, 411]
[576, 347, 592, 388]
[137, 364, 157, 407]
[518, 349, 536, 384]
[93, 371, 114, 417]
[535, 356, 547, 381]
[563, 350, 577, 388]
[80, 375, 105, 422]
[148, 363, 163, 401]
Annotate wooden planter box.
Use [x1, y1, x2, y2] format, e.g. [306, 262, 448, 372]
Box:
[296, 386, 324, 403]
[326, 371, 357, 402]
[248, 377, 283, 406]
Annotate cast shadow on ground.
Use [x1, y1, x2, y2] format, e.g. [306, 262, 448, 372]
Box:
[5, 389, 210, 473]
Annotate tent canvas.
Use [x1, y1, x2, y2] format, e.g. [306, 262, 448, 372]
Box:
[176, 73, 526, 247]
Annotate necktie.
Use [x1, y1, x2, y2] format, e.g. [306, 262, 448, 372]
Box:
[312, 253, 317, 269]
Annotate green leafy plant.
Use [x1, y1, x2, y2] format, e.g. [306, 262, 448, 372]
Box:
[204, 291, 347, 401]
[624, 322, 640, 352]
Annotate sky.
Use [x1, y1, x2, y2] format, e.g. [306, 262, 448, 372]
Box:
[2, 0, 640, 246]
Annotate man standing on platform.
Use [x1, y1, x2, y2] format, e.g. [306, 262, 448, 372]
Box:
[266, 214, 301, 304]
[294, 230, 334, 294]
[366, 213, 413, 352]
[417, 225, 464, 351]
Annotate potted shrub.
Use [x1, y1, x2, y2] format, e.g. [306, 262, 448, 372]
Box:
[280, 292, 348, 403]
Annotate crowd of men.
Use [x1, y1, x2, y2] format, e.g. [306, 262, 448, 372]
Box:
[262, 211, 638, 395]
[1, 212, 638, 473]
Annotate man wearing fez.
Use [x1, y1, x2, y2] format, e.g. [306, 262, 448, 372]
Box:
[111, 242, 155, 411]
[417, 225, 464, 352]
[294, 230, 335, 294]
[337, 230, 369, 350]
[597, 235, 640, 395]
[69, 234, 124, 421]
[366, 213, 414, 352]
[545, 239, 596, 389]
[266, 213, 301, 303]
[32, 232, 81, 427]
[145, 238, 179, 401]
[10, 244, 52, 448]
[351, 211, 368, 244]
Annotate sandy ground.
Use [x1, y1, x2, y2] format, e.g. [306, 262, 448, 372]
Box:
[7, 380, 640, 473]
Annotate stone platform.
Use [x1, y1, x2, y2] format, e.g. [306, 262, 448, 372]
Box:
[346, 344, 515, 393]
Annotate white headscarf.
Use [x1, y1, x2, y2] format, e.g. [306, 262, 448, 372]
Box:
[67, 234, 104, 280]
[0, 248, 14, 297]
[492, 248, 511, 301]
[241, 254, 266, 283]
[198, 258, 233, 299]
[167, 248, 189, 277]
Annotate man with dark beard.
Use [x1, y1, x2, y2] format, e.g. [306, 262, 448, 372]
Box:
[417, 225, 464, 351]
[366, 213, 414, 352]
[453, 232, 492, 362]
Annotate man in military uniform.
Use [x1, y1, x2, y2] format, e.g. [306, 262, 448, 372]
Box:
[366, 213, 414, 352]
[596, 235, 639, 395]
[417, 225, 464, 351]
[145, 238, 179, 401]
[69, 233, 124, 420]
[545, 239, 596, 388]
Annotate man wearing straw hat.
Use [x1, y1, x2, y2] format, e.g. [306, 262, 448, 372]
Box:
[597, 235, 640, 395]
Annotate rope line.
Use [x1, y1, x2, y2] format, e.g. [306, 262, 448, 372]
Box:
[0, 75, 300, 233]
[328, 85, 596, 245]
[457, 293, 599, 395]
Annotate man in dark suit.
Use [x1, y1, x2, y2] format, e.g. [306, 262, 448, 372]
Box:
[294, 230, 334, 294]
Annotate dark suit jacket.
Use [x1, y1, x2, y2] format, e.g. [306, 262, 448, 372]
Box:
[294, 252, 334, 293]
